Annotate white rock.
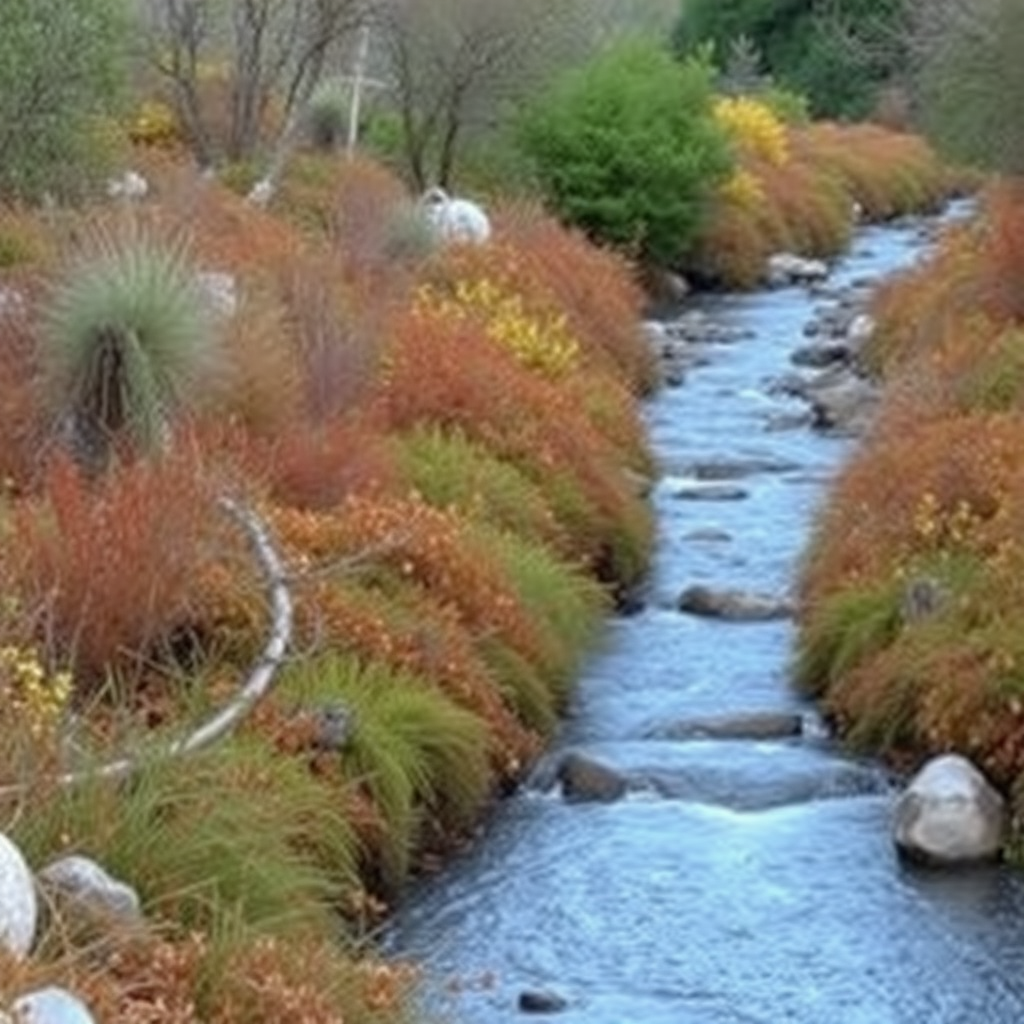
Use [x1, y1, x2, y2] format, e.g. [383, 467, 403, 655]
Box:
[893, 754, 1006, 866]
[0, 832, 37, 957]
[38, 855, 142, 921]
[766, 252, 829, 287]
[106, 170, 149, 200]
[246, 178, 274, 207]
[11, 987, 96, 1024]
[846, 312, 876, 349]
[196, 270, 238, 318]
[421, 187, 491, 244]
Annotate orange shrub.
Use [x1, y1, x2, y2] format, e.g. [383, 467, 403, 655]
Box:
[5, 449, 222, 689]
[293, 580, 537, 771]
[372, 307, 651, 581]
[483, 205, 657, 393]
[801, 413, 1023, 607]
[273, 494, 545, 668]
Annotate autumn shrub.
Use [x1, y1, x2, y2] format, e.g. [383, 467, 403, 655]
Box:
[255, 415, 398, 512]
[394, 426, 566, 550]
[274, 252, 388, 421]
[489, 206, 658, 395]
[0, 897, 416, 1024]
[373, 307, 653, 586]
[272, 494, 545, 669]
[290, 578, 536, 772]
[0, 291, 46, 488]
[5, 450, 222, 690]
[280, 653, 492, 889]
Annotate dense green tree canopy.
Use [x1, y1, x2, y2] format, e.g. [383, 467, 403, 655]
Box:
[674, 0, 906, 119]
[519, 39, 732, 266]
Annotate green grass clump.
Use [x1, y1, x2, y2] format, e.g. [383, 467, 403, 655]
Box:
[12, 738, 361, 938]
[395, 426, 564, 547]
[795, 580, 904, 697]
[42, 224, 222, 466]
[282, 654, 492, 889]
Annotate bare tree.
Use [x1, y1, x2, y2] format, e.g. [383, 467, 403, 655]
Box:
[370, 0, 588, 190]
[140, 0, 365, 167]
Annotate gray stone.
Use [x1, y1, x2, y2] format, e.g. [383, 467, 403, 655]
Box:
[680, 458, 800, 481]
[38, 856, 141, 923]
[810, 378, 879, 436]
[11, 987, 96, 1024]
[901, 577, 948, 625]
[791, 343, 852, 369]
[557, 752, 628, 804]
[518, 989, 568, 1014]
[893, 754, 1006, 866]
[0, 832, 37, 957]
[651, 712, 803, 742]
[677, 585, 793, 621]
[682, 528, 733, 544]
[674, 484, 749, 502]
[846, 313, 876, 349]
[766, 253, 829, 287]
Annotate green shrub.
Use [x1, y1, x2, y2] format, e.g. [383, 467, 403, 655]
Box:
[42, 225, 222, 468]
[0, 0, 128, 201]
[518, 38, 732, 266]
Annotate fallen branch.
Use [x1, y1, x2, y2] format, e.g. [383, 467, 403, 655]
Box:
[0, 497, 293, 799]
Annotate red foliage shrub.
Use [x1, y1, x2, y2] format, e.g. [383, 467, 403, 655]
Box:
[272, 494, 545, 669]
[6, 448, 223, 689]
[293, 580, 537, 771]
[372, 307, 651, 579]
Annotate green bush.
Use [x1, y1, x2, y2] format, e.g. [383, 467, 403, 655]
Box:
[0, 0, 128, 201]
[518, 38, 732, 266]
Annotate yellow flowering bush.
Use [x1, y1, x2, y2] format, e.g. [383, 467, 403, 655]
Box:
[714, 96, 790, 167]
[418, 277, 580, 378]
[0, 643, 72, 740]
[127, 100, 180, 148]
[718, 167, 766, 208]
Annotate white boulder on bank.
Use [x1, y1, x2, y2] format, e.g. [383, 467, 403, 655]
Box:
[10, 987, 96, 1024]
[421, 187, 491, 245]
[893, 754, 1006, 866]
[0, 832, 37, 957]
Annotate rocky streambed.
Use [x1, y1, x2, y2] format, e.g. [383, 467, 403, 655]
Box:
[385, 209, 1024, 1023]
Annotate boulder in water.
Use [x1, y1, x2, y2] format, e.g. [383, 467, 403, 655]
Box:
[651, 711, 803, 742]
[677, 585, 793, 621]
[518, 989, 568, 1014]
[893, 754, 1006, 866]
[556, 752, 628, 803]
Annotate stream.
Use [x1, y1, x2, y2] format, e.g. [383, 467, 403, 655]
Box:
[385, 208, 1024, 1023]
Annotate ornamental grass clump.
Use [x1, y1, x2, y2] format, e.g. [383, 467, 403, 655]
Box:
[42, 224, 222, 469]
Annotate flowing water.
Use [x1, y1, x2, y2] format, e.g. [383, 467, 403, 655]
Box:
[385, 209, 1024, 1023]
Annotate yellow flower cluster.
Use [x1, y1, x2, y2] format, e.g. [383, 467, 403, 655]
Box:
[912, 491, 986, 551]
[714, 96, 790, 167]
[718, 168, 766, 208]
[420, 278, 580, 378]
[0, 645, 73, 740]
[127, 100, 180, 148]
